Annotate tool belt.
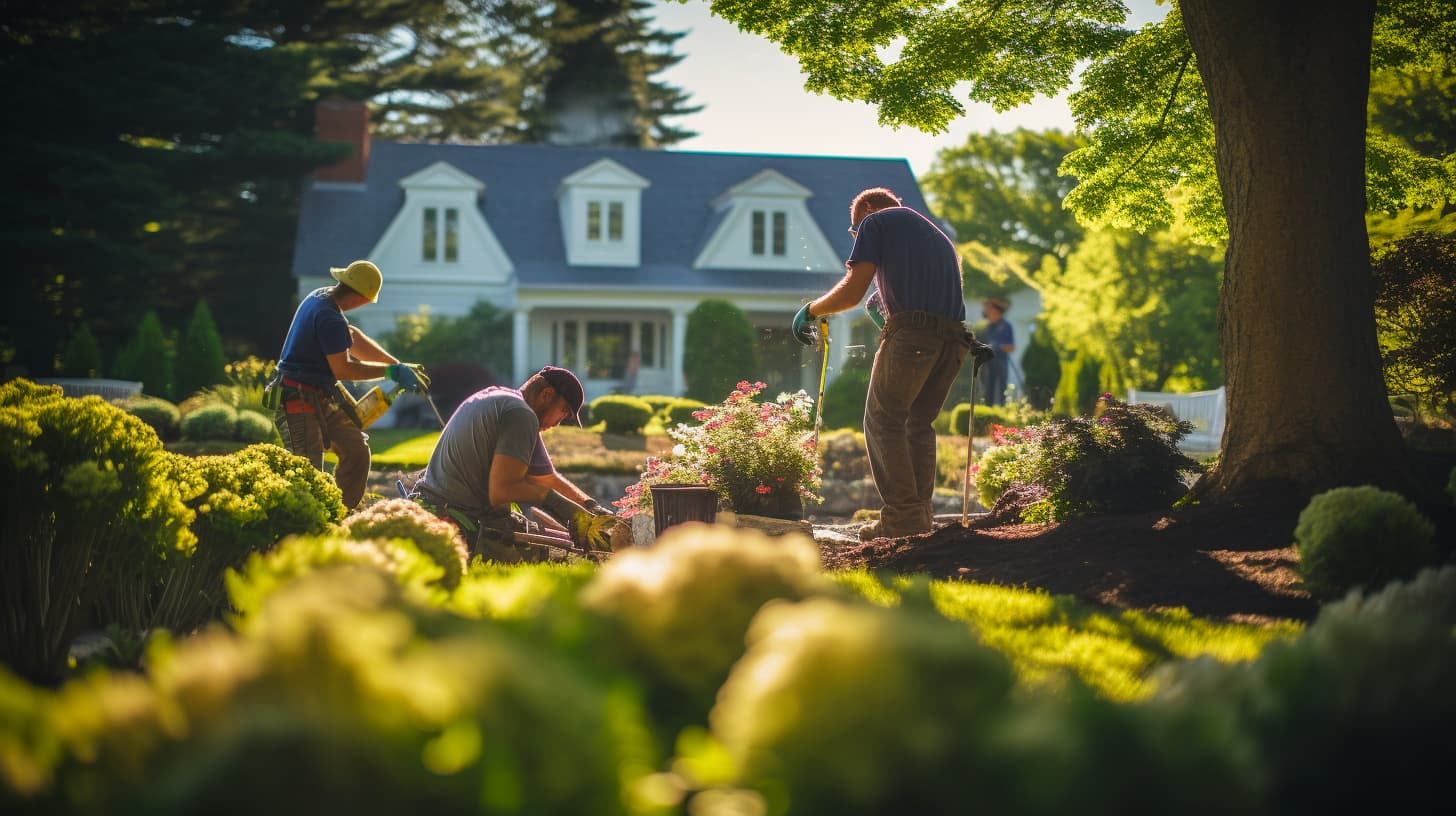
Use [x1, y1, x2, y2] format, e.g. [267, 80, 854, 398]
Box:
[265, 374, 342, 449]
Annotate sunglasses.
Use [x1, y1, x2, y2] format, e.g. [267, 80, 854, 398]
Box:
[847, 225, 859, 238]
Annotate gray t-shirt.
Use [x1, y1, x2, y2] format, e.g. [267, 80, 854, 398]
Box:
[416, 388, 547, 517]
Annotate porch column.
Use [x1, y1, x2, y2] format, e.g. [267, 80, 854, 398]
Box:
[829, 313, 851, 381]
[512, 308, 530, 384]
[670, 307, 690, 396]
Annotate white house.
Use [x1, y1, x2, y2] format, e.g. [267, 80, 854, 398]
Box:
[292, 102, 958, 400]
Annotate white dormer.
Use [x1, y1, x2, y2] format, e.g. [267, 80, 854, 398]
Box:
[694, 169, 841, 272]
[557, 158, 651, 267]
[368, 160, 513, 284]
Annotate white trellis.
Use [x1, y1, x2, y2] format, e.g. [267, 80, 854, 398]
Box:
[1127, 387, 1226, 450]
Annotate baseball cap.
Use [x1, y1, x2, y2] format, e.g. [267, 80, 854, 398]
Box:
[537, 366, 585, 426]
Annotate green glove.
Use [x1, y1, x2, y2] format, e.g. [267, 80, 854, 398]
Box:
[541, 489, 590, 545]
[386, 362, 431, 394]
[791, 303, 818, 347]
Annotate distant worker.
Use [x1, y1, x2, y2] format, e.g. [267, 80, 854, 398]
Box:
[792, 187, 992, 541]
[412, 366, 615, 561]
[269, 260, 430, 509]
[980, 297, 1015, 406]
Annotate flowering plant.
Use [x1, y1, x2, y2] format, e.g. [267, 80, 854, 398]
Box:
[615, 381, 822, 518]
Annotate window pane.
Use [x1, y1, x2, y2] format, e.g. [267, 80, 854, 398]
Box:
[587, 201, 602, 241]
[444, 208, 459, 262]
[561, 321, 579, 370]
[422, 207, 438, 261]
[639, 320, 656, 367]
[772, 211, 787, 255]
[608, 201, 623, 241]
[586, 321, 632, 379]
[751, 210, 765, 255]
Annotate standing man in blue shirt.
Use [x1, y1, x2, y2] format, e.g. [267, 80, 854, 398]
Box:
[792, 188, 992, 540]
[979, 297, 1015, 406]
[271, 260, 429, 510]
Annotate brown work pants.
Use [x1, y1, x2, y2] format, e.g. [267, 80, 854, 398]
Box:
[274, 400, 371, 510]
[864, 311, 971, 536]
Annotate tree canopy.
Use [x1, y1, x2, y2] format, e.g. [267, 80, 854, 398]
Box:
[692, 0, 1456, 502]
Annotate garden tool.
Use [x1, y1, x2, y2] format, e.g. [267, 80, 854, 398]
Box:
[962, 364, 980, 527]
[425, 393, 448, 428]
[813, 316, 830, 455]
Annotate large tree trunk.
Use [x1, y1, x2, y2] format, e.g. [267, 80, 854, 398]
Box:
[1181, 0, 1410, 502]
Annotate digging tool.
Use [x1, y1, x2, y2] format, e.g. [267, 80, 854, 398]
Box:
[813, 316, 830, 454]
[425, 394, 448, 428]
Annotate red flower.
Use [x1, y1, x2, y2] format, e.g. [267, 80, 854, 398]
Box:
[755, 484, 772, 495]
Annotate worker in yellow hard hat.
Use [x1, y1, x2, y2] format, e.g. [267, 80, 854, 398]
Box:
[267, 260, 430, 509]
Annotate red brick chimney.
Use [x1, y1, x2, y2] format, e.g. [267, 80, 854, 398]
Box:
[314, 99, 370, 184]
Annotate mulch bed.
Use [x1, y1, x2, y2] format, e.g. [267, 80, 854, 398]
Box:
[821, 503, 1318, 623]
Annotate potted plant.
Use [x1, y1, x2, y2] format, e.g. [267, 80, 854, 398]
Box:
[616, 381, 823, 521]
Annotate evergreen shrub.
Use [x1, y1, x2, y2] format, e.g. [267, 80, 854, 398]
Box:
[589, 395, 653, 435]
[59, 322, 103, 378]
[174, 300, 226, 400]
[683, 299, 759, 403]
[1020, 326, 1060, 410]
[637, 395, 678, 414]
[117, 395, 181, 439]
[341, 499, 469, 590]
[112, 310, 174, 400]
[234, 409, 277, 443]
[0, 380, 194, 682]
[1292, 486, 1436, 600]
[182, 404, 238, 441]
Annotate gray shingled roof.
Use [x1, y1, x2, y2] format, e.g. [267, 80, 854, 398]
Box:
[291, 141, 931, 294]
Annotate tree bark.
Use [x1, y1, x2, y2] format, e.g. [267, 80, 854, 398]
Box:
[1181, 0, 1410, 502]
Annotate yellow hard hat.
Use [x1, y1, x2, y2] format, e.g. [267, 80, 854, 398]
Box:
[329, 260, 382, 302]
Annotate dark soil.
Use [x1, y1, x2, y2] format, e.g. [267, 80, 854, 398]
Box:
[822, 502, 1319, 623]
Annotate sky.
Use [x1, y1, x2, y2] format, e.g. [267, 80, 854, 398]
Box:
[650, 1, 1170, 176]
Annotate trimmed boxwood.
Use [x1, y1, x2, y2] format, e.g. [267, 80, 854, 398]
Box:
[182, 403, 239, 441]
[590, 395, 654, 435]
[117, 395, 182, 439]
[235, 409, 278, 443]
[664, 398, 707, 426]
[1293, 486, 1436, 600]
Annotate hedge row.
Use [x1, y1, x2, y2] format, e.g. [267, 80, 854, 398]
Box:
[3, 520, 1452, 814]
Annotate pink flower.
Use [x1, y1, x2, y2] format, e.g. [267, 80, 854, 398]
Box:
[706, 445, 719, 454]
[776, 476, 785, 482]
[737, 380, 751, 391]
[755, 484, 772, 495]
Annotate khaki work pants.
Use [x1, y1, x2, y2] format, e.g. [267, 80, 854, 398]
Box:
[274, 400, 371, 510]
[864, 311, 971, 536]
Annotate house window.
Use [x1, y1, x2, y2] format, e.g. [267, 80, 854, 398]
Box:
[422, 206, 460, 262]
[553, 321, 579, 370]
[586, 321, 632, 379]
[587, 200, 624, 243]
[751, 209, 787, 256]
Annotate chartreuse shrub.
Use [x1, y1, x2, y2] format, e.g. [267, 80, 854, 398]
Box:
[1292, 485, 1436, 600]
[115, 394, 181, 439]
[636, 395, 677, 415]
[130, 445, 345, 634]
[10, 568, 656, 815]
[342, 499, 469, 590]
[0, 380, 194, 684]
[949, 400, 1048, 435]
[580, 526, 828, 734]
[973, 395, 1201, 521]
[590, 395, 654, 435]
[226, 535, 452, 621]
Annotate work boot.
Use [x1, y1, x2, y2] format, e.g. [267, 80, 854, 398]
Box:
[858, 520, 930, 542]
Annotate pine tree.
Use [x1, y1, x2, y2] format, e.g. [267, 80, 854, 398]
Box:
[175, 300, 227, 400]
[112, 311, 174, 400]
[59, 323, 103, 379]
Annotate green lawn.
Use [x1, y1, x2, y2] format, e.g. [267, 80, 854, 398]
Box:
[831, 570, 1301, 701]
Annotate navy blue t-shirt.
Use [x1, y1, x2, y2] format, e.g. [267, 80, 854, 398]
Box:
[276, 287, 352, 387]
[847, 207, 965, 321]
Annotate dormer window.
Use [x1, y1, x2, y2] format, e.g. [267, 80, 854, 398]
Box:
[422, 206, 460, 262]
[751, 210, 787, 256]
[558, 159, 650, 267]
[587, 200, 625, 243]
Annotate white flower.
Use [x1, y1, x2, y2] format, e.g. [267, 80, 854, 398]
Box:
[672, 444, 686, 457]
